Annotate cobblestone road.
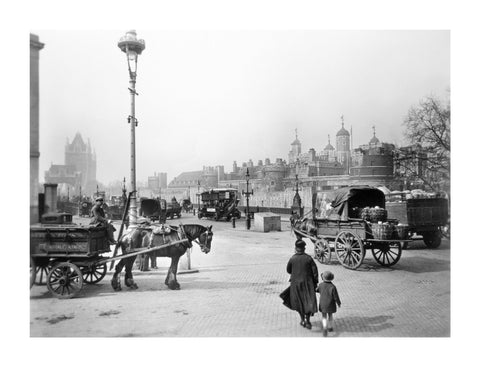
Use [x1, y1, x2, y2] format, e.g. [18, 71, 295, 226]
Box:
[30, 214, 450, 337]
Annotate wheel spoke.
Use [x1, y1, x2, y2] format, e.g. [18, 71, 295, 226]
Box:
[351, 251, 361, 262]
[383, 251, 391, 264]
[53, 284, 62, 293]
[386, 251, 395, 263]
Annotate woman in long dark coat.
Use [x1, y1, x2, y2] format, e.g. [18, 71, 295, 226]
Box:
[283, 239, 319, 329]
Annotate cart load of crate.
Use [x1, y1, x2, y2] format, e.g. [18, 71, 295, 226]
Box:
[293, 186, 412, 270]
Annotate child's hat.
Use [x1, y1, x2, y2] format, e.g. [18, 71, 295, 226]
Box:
[295, 239, 306, 249]
[321, 271, 334, 281]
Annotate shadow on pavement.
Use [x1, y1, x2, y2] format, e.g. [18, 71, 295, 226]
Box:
[321, 258, 396, 273]
[331, 315, 395, 336]
[394, 256, 450, 273]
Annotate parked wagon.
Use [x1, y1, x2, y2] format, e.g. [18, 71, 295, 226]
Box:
[180, 198, 194, 213]
[139, 198, 162, 222]
[107, 195, 127, 220]
[385, 193, 449, 248]
[293, 186, 410, 270]
[166, 197, 182, 219]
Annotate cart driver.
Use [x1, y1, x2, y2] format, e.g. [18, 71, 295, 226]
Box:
[90, 197, 116, 246]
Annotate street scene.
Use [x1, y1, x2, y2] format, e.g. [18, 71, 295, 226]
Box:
[30, 213, 450, 337]
[29, 27, 452, 345]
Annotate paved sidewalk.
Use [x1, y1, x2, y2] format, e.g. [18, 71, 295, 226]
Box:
[30, 215, 450, 337]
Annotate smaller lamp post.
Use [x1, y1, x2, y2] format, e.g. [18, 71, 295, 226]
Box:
[78, 185, 82, 216]
[121, 177, 127, 206]
[242, 168, 254, 230]
[197, 180, 201, 211]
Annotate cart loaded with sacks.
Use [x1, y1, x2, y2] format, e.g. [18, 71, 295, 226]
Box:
[30, 210, 190, 299]
[292, 186, 411, 270]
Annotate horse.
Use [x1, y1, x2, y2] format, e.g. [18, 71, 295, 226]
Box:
[292, 217, 318, 240]
[180, 199, 193, 213]
[111, 224, 213, 291]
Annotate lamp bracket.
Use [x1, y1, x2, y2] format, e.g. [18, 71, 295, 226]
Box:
[128, 87, 139, 96]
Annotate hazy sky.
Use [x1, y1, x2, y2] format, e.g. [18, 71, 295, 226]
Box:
[35, 30, 449, 185]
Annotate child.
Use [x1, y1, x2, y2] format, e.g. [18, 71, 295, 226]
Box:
[317, 270, 341, 336]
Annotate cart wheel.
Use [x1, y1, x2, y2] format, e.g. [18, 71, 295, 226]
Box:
[314, 239, 331, 264]
[47, 262, 84, 299]
[34, 264, 51, 285]
[334, 231, 364, 270]
[81, 263, 107, 284]
[372, 242, 402, 267]
[423, 231, 442, 249]
[30, 257, 36, 289]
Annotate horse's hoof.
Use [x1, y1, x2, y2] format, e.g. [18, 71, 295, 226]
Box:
[111, 278, 121, 291]
[125, 278, 138, 289]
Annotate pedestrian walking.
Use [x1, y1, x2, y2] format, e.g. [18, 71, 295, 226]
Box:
[317, 270, 341, 336]
[280, 239, 318, 329]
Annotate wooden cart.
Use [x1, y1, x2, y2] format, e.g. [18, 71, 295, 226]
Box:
[293, 186, 410, 270]
[30, 213, 188, 299]
[386, 195, 449, 249]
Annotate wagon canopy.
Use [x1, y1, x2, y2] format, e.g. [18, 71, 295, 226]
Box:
[329, 186, 385, 220]
[140, 198, 160, 216]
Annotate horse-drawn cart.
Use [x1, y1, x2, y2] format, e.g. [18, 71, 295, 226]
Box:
[293, 186, 410, 270]
[30, 212, 189, 299]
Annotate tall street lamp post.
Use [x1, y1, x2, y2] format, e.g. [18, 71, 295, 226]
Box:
[242, 168, 254, 230]
[118, 30, 145, 227]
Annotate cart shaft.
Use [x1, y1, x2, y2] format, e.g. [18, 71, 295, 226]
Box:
[96, 238, 190, 266]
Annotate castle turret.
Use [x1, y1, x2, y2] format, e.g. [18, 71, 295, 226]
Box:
[336, 117, 350, 167]
[288, 128, 302, 163]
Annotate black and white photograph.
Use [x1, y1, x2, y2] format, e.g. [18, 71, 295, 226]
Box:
[5, 0, 479, 366]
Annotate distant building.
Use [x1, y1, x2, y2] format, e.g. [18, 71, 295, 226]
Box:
[171, 122, 420, 195]
[336, 119, 351, 167]
[30, 33, 44, 223]
[288, 129, 302, 163]
[45, 132, 97, 195]
[147, 172, 168, 193]
[158, 172, 168, 188]
[168, 171, 204, 189]
[168, 166, 224, 190]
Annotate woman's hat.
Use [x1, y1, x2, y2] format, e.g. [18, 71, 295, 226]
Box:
[95, 197, 104, 202]
[295, 239, 306, 249]
[321, 271, 334, 282]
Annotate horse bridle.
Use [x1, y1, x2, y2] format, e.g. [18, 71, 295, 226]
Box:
[194, 228, 212, 252]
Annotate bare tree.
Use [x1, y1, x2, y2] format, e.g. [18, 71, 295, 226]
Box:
[396, 93, 450, 192]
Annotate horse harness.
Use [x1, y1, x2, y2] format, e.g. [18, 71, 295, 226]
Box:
[180, 224, 211, 252]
